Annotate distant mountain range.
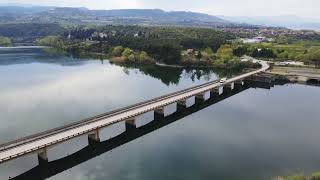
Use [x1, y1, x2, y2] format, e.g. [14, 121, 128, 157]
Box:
[219, 15, 320, 30]
[0, 5, 239, 28]
[0, 5, 54, 14]
[0, 5, 318, 30]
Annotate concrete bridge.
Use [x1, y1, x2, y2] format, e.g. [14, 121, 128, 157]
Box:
[0, 60, 269, 165]
[11, 83, 253, 180]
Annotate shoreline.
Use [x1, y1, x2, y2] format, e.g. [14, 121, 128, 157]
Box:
[86, 52, 258, 70]
[267, 66, 320, 83]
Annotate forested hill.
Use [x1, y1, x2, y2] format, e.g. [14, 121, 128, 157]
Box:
[0, 23, 66, 42]
[0, 6, 238, 28]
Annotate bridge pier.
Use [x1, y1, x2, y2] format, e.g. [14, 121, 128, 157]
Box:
[154, 107, 165, 119]
[211, 86, 224, 95]
[226, 82, 235, 90]
[178, 96, 195, 109]
[219, 86, 224, 95]
[37, 148, 48, 165]
[188, 96, 196, 107]
[154, 103, 177, 119]
[177, 99, 188, 110]
[196, 91, 211, 102]
[235, 80, 245, 86]
[88, 129, 100, 145]
[125, 118, 137, 131]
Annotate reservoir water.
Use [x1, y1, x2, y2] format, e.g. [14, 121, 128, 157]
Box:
[0, 48, 319, 180]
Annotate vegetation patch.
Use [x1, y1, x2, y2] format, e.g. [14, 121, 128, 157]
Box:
[0, 36, 11, 46]
[231, 41, 320, 67]
[273, 171, 320, 180]
[36, 25, 260, 70]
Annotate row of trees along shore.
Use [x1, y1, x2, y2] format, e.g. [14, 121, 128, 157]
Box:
[36, 25, 260, 70]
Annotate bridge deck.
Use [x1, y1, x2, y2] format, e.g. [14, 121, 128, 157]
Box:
[0, 61, 269, 164]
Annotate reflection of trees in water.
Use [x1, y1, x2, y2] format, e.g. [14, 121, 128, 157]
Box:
[139, 65, 183, 85]
[0, 48, 89, 66]
[119, 63, 182, 85]
[117, 63, 243, 86]
[0, 48, 244, 84]
[212, 68, 243, 78]
[183, 68, 214, 82]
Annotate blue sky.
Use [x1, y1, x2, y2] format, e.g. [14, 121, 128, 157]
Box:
[0, 0, 319, 19]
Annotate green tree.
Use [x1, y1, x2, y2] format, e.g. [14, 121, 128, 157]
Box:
[278, 52, 289, 60]
[233, 46, 248, 57]
[138, 51, 154, 62]
[195, 51, 202, 59]
[146, 44, 181, 65]
[128, 54, 135, 62]
[251, 48, 276, 58]
[138, 51, 148, 61]
[201, 47, 215, 61]
[112, 46, 124, 57]
[36, 36, 69, 49]
[0, 36, 11, 46]
[122, 48, 133, 57]
[304, 47, 320, 66]
[217, 45, 234, 60]
[204, 47, 214, 55]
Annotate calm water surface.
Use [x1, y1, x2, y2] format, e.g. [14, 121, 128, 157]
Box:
[0, 48, 320, 180]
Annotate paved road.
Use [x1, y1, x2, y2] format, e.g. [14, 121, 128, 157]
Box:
[0, 59, 269, 164]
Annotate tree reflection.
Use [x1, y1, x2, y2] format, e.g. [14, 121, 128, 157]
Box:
[116, 62, 243, 86]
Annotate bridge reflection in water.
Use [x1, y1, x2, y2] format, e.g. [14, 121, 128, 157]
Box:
[10, 80, 281, 180]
